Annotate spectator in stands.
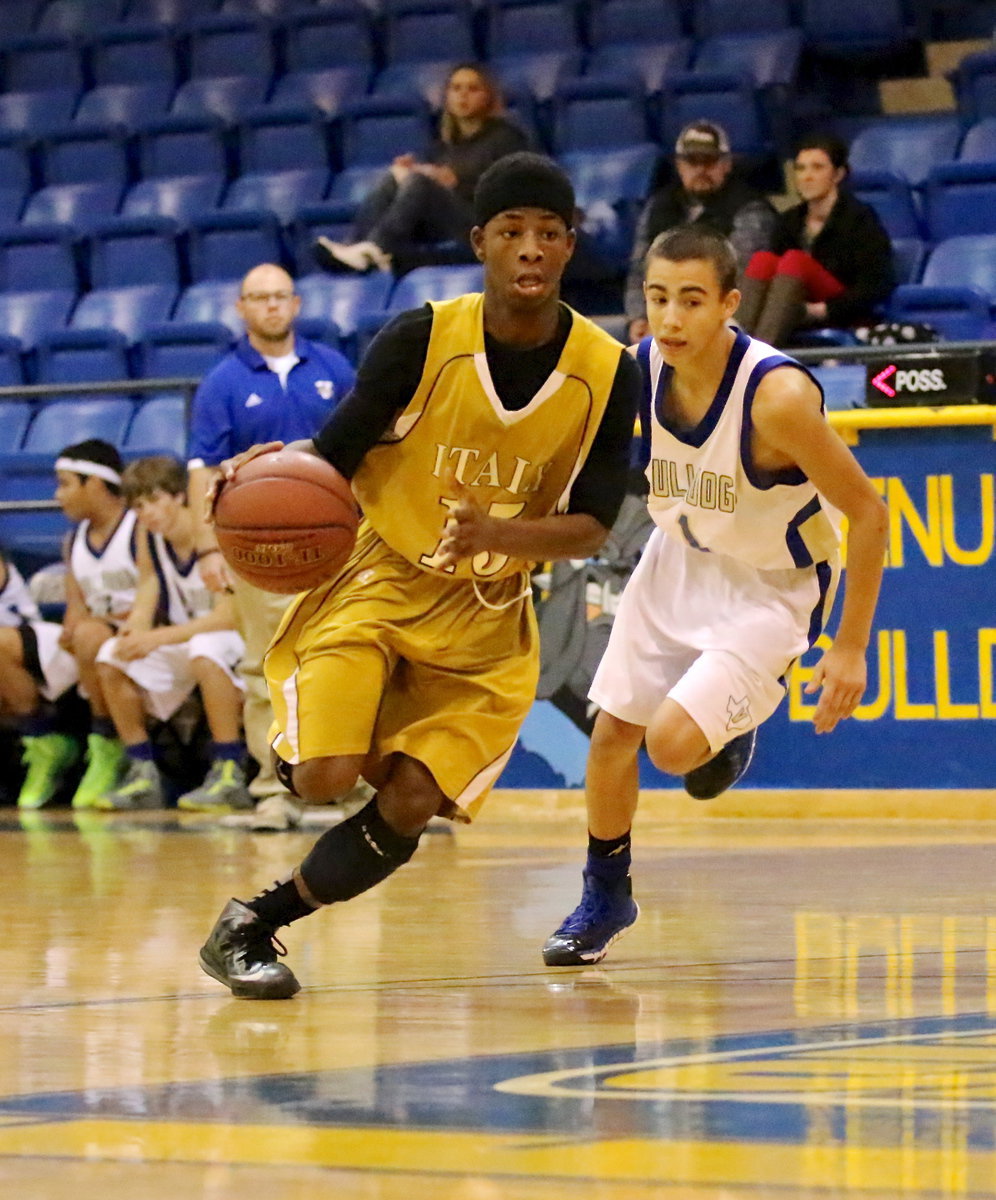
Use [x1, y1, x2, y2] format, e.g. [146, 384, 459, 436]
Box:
[0, 545, 80, 809]
[737, 133, 895, 348]
[625, 120, 776, 343]
[313, 63, 530, 274]
[54, 439, 139, 809]
[94, 456, 249, 813]
[187, 262, 358, 831]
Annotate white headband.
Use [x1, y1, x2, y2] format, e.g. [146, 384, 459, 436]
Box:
[54, 457, 122, 486]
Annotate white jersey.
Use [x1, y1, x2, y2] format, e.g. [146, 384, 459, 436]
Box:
[0, 559, 40, 625]
[639, 330, 841, 570]
[149, 533, 213, 624]
[69, 509, 139, 623]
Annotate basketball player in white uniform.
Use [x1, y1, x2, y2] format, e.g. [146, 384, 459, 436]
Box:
[95, 456, 248, 811]
[0, 550, 81, 808]
[56, 439, 141, 808]
[543, 225, 888, 966]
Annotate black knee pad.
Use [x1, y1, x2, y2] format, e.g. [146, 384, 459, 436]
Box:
[299, 797, 420, 904]
[272, 752, 299, 797]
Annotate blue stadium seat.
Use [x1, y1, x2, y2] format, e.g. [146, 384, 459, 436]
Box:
[280, 3, 375, 77]
[69, 283, 177, 343]
[486, 0, 582, 58]
[265, 66, 371, 120]
[692, 0, 793, 37]
[171, 279, 243, 334]
[137, 117, 229, 182]
[87, 23, 177, 86]
[586, 0, 684, 48]
[948, 49, 996, 125]
[583, 42, 691, 97]
[891, 236, 926, 285]
[223, 169, 328, 225]
[186, 211, 286, 282]
[3, 34, 85, 95]
[0, 88, 78, 138]
[370, 60, 456, 109]
[0, 229, 80, 293]
[551, 77, 651, 154]
[799, 0, 915, 57]
[387, 263, 484, 309]
[957, 117, 996, 162]
[382, 0, 476, 66]
[491, 50, 582, 106]
[0, 452, 74, 571]
[37, 127, 129, 188]
[120, 0, 199, 25]
[0, 0, 46, 39]
[658, 71, 772, 160]
[20, 181, 123, 236]
[71, 80, 174, 132]
[295, 271, 393, 359]
[35, 329, 132, 385]
[914, 233, 996, 296]
[169, 75, 270, 125]
[118, 174, 225, 224]
[810, 363, 866, 411]
[0, 188, 27, 227]
[0, 339, 25, 386]
[561, 143, 658, 265]
[34, 0, 124, 36]
[0, 290, 75, 352]
[124, 393, 187, 455]
[89, 218, 183, 288]
[183, 13, 276, 82]
[888, 284, 993, 341]
[0, 400, 33, 449]
[923, 161, 996, 242]
[24, 398, 135, 452]
[849, 169, 922, 239]
[236, 111, 332, 176]
[692, 30, 803, 90]
[136, 323, 232, 378]
[338, 97, 433, 171]
[848, 116, 962, 190]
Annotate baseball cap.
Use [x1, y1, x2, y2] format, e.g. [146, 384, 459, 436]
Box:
[675, 120, 731, 160]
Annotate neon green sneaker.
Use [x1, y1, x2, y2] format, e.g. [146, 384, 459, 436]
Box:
[70, 733, 126, 809]
[177, 759, 253, 814]
[17, 733, 80, 809]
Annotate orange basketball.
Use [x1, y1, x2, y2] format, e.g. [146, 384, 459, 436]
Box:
[214, 448, 359, 593]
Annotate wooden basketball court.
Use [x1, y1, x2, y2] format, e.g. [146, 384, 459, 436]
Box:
[4, 791, 996, 1199]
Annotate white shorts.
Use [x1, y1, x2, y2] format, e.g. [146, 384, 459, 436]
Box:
[25, 620, 79, 702]
[589, 527, 839, 753]
[97, 630, 246, 722]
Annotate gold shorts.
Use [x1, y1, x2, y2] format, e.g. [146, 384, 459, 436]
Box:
[265, 522, 538, 820]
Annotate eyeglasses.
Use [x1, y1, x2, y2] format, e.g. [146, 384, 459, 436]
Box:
[241, 290, 296, 303]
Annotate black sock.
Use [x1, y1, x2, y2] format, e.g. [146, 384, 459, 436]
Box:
[586, 830, 632, 886]
[247, 877, 314, 928]
[298, 796, 421, 903]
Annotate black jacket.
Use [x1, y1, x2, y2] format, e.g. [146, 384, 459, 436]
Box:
[772, 189, 895, 326]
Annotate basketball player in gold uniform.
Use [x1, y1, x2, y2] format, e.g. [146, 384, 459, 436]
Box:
[199, 153, 642, 998]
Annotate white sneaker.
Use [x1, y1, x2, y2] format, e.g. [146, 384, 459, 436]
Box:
[249, 793, 304, 832]
[315, 237, 387, 273]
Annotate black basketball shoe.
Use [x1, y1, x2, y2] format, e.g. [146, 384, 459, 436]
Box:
[199, 899, 301, 999]
[683, 729, 757, 800]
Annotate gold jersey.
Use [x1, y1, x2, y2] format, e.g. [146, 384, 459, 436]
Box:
[351, 293, 623, 581]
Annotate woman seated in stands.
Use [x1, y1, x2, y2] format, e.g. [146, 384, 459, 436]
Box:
[314, 62, 530, 274]
[737, 133, 895, 348]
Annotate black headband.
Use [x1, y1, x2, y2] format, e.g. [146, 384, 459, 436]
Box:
[473, 152, 575, 228]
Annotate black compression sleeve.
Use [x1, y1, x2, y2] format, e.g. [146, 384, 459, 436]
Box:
[312, 307, 433, 478]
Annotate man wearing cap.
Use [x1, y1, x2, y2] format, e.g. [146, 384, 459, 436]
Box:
[624, 120, 776, 343]
[196, 151, 642, 999]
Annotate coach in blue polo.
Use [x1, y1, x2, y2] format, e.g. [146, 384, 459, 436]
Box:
[187, 262, 356, 831]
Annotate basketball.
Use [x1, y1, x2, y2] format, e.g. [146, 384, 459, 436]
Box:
[213, 448, 359, 593]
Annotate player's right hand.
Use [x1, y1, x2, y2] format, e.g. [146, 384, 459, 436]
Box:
[204, 441, 285, 520]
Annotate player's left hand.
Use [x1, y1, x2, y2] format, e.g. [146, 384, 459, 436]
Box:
[805, 643, 867, 733]
[114, 628, 162, 661]
[438, 477, 491, 568]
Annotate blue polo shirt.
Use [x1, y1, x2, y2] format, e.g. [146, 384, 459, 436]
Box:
[187, 334, 355, 469]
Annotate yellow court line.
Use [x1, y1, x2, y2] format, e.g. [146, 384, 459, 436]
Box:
[0, 1119, 989, 1192]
